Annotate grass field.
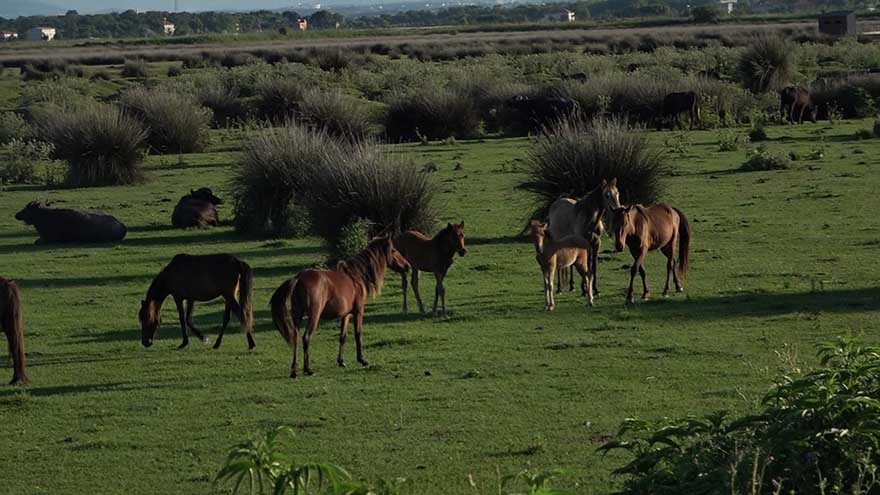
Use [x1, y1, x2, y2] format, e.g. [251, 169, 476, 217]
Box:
[0, 120, 878, 494]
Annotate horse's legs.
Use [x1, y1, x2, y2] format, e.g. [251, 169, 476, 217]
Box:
[568, 266, 575, 292]
[184, 300, 207, 344]
[639, 264, 649, 300]
[213, 300, 232, 349]
[289, 314, 301, 379]
[224, 296, 255, 350]
[354, 308, 368, 367]
[173, 297, 189, 349]
[626, 253, 646, 305]
[401, 272, 409, 315]
[574, 259, 593, 307]
[337, 315, 351, 367]
[433, 272, 448, 317]
[555, 268, 563, 294]
[543, 267, 553, 311]
[547, 260, 556, 311]
[591, 236, 601, 295]
[411, 269, 426, 315]
[302, 303, 322, 376]
[662, 242, 675, 296]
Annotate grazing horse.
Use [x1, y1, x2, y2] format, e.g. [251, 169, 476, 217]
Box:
[779, 86, 817, 124]
[611, 205, 691, 304]
[529, 221, 596, 310]
[0, 278, 28, 385]
[661, 91, 700, 128]
[547, 178, 622, 295]
[394, 222, 467, 317]
[506, 95, 579, 131]
[171, 187, 222, 229]
[140, 254, 254, 350]
[270, 237, 410, 378]
[15, 200, 126, 244]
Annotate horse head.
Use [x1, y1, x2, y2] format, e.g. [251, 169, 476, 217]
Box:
[601, 178, 622, 211]
[384, 237, 410, 274]
[139, 299, 160, 347]
[189, 188, 222, 205]
[529, 220, 548, 254]
[447, 221, 467, 257]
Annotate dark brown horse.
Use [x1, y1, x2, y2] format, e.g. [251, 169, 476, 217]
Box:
[0, 278, 28, 385]
[612, 205, 691, 304]
[140, 254, 254, 350]
[270, 237, 409, 378]
[171, 187, 222, 229]
[394, 222, 467, 317]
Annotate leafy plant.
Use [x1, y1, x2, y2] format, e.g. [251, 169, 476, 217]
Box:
[718, 130, 745, 151]
[740, 147, 790, 171]
[501, 469, 574, 495]
[0, 139, 61, 185]
[120, 87, 211, 154]
[736, 35, 794, 94]
[0, 112, 32, 145]
[121, 58, 148, 79]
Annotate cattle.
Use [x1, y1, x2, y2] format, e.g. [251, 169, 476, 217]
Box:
[171, 187, 222, 229]
[15, 201, 126, 244]
[565, 72, 589, 82]
[660, 91, 701, 129]
[779, 86, 817, 124]
[506, 95, 579, 131]
[626, 63, 641, 73]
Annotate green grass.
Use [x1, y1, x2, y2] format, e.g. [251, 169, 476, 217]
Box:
[0, 121, 878, 494]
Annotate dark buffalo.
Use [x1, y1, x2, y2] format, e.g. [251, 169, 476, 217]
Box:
[779, 86, 817, 124]
[171, 188, 222, 229]
[15, 201, 126, 244]
[506, 95, 579, 131]
[660, 91, 701, 129]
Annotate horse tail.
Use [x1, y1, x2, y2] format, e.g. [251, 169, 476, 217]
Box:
[237, 261, 254, 338]
[674, 207, 691, 284]
[3, 280, 28, 385]
[270, 278, 297, 346]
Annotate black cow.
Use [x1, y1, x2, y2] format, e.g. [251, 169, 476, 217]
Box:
[15, 201, 127, 244]
[172, 188, 222, 229]
[779, 86, 817, 124]
[506, 95, 579, 131]
[660, 91, 701, 129]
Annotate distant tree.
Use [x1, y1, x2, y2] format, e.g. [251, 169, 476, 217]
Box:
[692, 4, 720, 22]
[308, 10, 344, 29]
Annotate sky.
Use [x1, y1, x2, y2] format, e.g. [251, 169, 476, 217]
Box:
[3, 1, 307, 17]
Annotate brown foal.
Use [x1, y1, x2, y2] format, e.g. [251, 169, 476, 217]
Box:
[394, 222, 467, 317]
[529, 221, 596, 310]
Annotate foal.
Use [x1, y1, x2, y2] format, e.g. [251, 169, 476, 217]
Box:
[139, 254, 255, 349]
[611, 205, 692, 304]
[394, 222, 467, 317]
[270, 237, 410, 378]
[529, 221, 596, 310]
[0, 278, 28, 385]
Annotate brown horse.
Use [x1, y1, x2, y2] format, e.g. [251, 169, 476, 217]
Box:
[529, 221, 596, 310]
[0, 278, 28, 385]
[270, 237, 409, 378]
[394, 222, 467, 317]
[140, 254, 254, 350]
[611, 205, 691, 304]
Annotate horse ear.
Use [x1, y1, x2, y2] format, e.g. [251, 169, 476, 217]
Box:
[610, 177, 617, 186]
[459, 220, 464, 228]
[447, 222, 452, 229]
[601, 179, 607, 186]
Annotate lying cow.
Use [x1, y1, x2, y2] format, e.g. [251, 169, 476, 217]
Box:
[660, 91, 701, 129]
[779, 86, 817, 124]
[506, 95, 579, 131]
[171, 187, 222, 229]
[15, 201, 126, 244]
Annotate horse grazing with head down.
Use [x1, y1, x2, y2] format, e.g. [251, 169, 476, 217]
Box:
[547, 178, 622, 295]
[270, 236, 410, 378]
[393, 222, 467, 317]
[611, 205, 691, 304]
[0, 278, 28, 385]
[529, 221, 596, 310]
[140, 254, 254, 350]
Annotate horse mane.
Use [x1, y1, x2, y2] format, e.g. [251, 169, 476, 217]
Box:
[432, 224, 452, 242]
[573, 184, 603, 215]
[336, 238, 390, 298]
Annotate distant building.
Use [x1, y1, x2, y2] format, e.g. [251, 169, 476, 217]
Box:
[818, 11, 857, 37]
[162, 19, 176, 36]
[542, 9, 576, 23]
[296, 18, 308, 31]
[719, 0, 737, 14]
[0, 31, 17, 41]
[25, 27, 56, 41]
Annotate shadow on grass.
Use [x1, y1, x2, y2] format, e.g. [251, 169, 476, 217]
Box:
[468, 235, 526, 246]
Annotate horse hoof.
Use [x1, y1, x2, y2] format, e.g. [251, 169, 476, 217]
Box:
[337, 360, 346, 368]
[304, 368, 314, 376]
[178, 341, 189, 349]
[676, 287, 684, 293]
[642, 294, 650, 301]
[202, 337, 210, 344]
[625, 298, 635, 306]
[290, 372, 297, 379]
[212, 342, 221, 349]
[358, 359, 369, 367]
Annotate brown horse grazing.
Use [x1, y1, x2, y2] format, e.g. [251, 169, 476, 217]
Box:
[394, 222, 466, 317]
[270, 237, 409, 378]
[611, 205, 691, 304]
[529, 221, 596, 310]
[140, 254, 254, 350]
[0, 278, 28, 385]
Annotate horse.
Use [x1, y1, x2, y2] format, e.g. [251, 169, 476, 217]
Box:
[270, 237, 409, 378]
[140, 254, 254, 350]
[779, 86, 817, 124]
[547, 178, 622, 295]
[15, 200, 126, 244]
[0, 278, 28, 385]
[611, 205, 692, 304]
[529, 221, 596, 310]
[393, 222, 466, 317]
[661, 92, 701, 129]
[171, 188, 222, 229]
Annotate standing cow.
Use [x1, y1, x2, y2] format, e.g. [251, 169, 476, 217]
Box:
[779, 86, 817, 124]
[660, 92, 701, 129]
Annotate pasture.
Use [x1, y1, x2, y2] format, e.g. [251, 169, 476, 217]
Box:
[0, 118, 878, 493]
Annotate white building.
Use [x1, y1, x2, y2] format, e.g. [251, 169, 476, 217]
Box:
[163, 19, 176, 36]
[0, 31, 17, 41]
[25, 27, 56, 41]
[719, 0, 737, 14]
[542, 9, 576, 23]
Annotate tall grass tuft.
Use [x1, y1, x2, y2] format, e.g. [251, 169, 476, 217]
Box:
[519, 117, 667, 220]
[384, 88, 481, 142]
[736, 35, 795, 93]
[121, 58, 148, 79]
[254, 78, 305, 122]
[298, 88, 378, 142]
[120, 87, 211, 154]
[38, 103, 147, 187]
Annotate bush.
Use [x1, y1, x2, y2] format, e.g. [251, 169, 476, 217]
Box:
[254, 78, 305, 122]
[519, 117, 667, 219]
[718, 130, 744, 151]
[737, 35, 795, 93]
[196, 83, 247, 127]
[748, 125, 768, 142]
[740, 147, 791, 171]
[0, 139, 61, 185]
[691, 5, 720, 23]
[384, 88, 481, 142]
[0, 112, 32, 145]
[873, 119, 880, 137]
[90, 70, 112, 81]
[331, 218, 372, 262]
[121, 59, 148, 79]
[601, 338, 880, 495]
[38, 103, 147, 187]
[167, 65, 182, 77]
[297, 88, 378, 142]
[120, 87, 211, 154]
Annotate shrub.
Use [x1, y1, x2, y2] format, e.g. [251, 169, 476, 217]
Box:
[167, 65, 182, 77]
[90, 70, 112, 81]
[297, 88, 378, 142]
[737, 35, 794, 93]
[254, 78, 305, 122]
[121, 59, 148, 79]
[120, 87, 211, 154]
[718, 130, 744, 151]
[196, 83, 247, 127]
[331, 218, 372, 262]
[740, 147, 791, 171]
[519, 117, 667, 220]
[691, 5, 720, 23]
[38, 103, 147, 187]
[601, 338, 880, 495]
[873, 119, 880, 137]
[0, 112, 32, 145]
[748, 125, 768, 142]
[384, 88, 481, 142]
[0, 139, 59, 185]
